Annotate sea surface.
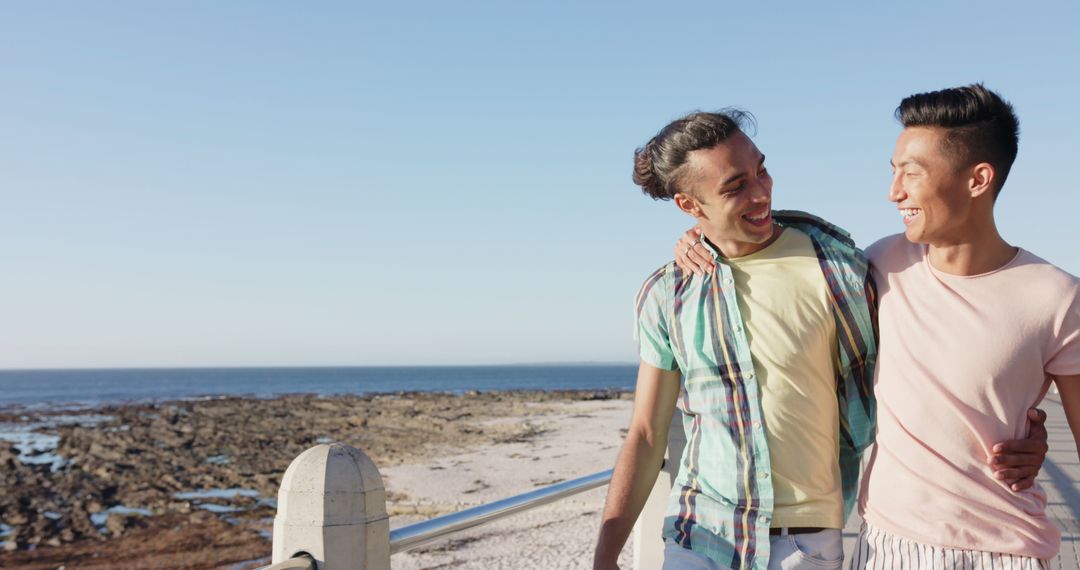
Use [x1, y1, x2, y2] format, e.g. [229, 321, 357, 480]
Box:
[0, 365, 637, 409]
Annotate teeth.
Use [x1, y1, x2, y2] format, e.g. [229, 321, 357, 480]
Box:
[745, 212, 768, 221]
[901, 208, 921, 217]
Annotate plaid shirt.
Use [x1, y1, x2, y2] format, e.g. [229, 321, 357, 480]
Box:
[634, 211, 878, 570]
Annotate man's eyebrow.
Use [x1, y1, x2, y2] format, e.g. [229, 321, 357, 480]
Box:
[720, 172, 744, 187]
[719, 154, 766, 187]
[891, 158, 923, 169]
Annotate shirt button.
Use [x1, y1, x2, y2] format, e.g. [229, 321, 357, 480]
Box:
[734, 324, 743, 332]
[757, 515, 768, 524]
[724, 277, 734, 285]
[746, 371, 755, 380]
[758, 471, 769, 479]
[752, 421, 761, 429]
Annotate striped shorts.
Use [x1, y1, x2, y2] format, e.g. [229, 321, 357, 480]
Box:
[849, 522, 1050, 570]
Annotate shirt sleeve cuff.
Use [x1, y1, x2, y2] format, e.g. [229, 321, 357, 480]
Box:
[639, 347, 678, 371]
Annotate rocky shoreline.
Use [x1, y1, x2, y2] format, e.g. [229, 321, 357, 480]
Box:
[0, 389, 629, 569]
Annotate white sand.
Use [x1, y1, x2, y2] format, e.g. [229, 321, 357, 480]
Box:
[382, 399, 636, 569]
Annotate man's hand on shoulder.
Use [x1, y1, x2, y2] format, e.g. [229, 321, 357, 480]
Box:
[988, 407, 1049, 491]
[674, 225, 714, 275]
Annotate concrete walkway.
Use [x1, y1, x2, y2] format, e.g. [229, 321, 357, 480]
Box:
[842, 393, 1080, 568]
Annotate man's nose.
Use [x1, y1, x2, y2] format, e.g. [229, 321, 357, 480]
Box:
[888, 174, 905, 203]
[751, 178, 771, 202]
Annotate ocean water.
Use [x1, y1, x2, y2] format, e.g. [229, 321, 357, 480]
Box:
[0, 365, 637, 409]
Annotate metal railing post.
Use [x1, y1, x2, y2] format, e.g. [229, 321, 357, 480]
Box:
[272, 443, 390, 570]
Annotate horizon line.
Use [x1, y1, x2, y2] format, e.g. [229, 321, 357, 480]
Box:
[0, 361, 639, 373]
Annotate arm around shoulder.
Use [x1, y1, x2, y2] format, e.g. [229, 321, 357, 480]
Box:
[1053, 374, 1080, 462]
[593, 361, 681, 570]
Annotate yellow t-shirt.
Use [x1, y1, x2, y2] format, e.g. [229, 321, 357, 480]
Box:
[727, 227, 842, 528]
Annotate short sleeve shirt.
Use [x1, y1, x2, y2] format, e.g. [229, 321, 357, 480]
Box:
[634, 211, 878, 569]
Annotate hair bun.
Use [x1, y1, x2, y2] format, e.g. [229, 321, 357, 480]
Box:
[633, 142, 666, 199]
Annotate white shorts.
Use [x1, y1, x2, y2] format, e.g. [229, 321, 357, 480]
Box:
[848, 522, 1050, 570]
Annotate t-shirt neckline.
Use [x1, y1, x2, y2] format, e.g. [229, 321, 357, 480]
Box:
[923, 244, 1025, 280]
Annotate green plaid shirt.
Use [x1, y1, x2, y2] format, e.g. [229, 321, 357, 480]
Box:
[634, 211, 878, 569]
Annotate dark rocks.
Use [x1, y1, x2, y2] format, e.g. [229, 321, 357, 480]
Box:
[0, 389, 628, 566]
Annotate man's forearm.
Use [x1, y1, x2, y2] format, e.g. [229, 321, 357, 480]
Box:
[593, 361, 680, 569]
[1053, 374, 1080, 461]
[593, 427, 667, 567]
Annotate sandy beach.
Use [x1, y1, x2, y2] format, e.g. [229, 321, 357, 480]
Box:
[386, 397, 635, 570]
[0, 390, 634, 569]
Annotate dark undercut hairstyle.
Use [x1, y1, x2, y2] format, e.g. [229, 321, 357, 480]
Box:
[633, 109, 755, 200]
[896, 83, 1020, 197]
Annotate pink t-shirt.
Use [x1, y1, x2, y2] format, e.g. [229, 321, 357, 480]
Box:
[860, 234, 1080, 558]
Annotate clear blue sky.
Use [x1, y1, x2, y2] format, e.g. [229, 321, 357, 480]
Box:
[2, 1, 1077, 369]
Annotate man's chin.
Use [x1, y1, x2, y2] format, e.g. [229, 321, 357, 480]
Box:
[745, 222, 777, 243]
[903, 227, 928, 244]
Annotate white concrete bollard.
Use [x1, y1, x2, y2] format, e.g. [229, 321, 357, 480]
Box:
[272, 443, 390, 570]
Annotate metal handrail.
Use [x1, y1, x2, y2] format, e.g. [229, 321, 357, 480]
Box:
[388, 468, 613, 554]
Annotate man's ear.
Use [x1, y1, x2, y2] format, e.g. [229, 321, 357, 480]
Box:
[674, 192, 702, 219]
[969, 162, 996, 199]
